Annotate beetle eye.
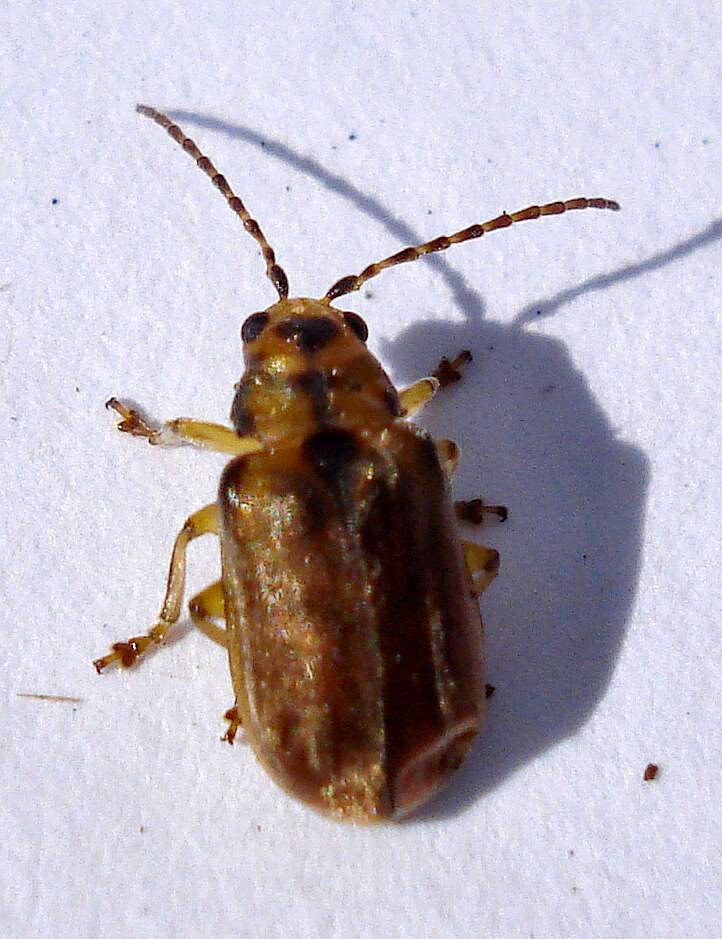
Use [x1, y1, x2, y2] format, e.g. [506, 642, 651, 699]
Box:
[241, 311, 269, 343]
[342, 311, 368, 342]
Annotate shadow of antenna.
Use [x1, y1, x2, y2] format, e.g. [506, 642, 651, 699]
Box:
[513, 218, 722, 327]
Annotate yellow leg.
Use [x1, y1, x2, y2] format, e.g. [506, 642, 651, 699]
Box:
[462, 541, 500, 595]
[398, 377, 439, 417]
[106, 398, 263, 456]
[403, 354, 506, 515]
[190, 581, 240, 742]
[436, 438, 460, 479]
[93, 503, 219, 672]
[399, 350, 474, 417]
[189, 580, 227, 648]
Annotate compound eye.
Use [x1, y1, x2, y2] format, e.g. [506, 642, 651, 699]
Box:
[241, 311, 269, 343]
[342, 311, 368, 342]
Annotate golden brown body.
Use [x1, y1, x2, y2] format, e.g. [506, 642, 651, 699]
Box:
[219, 424, 484, 822]
[217, 296, 486, 821]
[96, 294, 498, 822]
[94, 105, 616, 822]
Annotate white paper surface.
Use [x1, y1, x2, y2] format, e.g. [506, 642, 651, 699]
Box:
[2, 2, 720, 937]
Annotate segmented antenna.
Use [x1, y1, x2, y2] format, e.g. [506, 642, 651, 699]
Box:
[136, 105, 289, 299]
[323, 197, 620, 302]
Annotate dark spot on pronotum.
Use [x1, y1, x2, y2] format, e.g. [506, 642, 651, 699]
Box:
[241, 311, 269, 343]
[384, 387, 402, 416]
[295, 370, 327, 396]
[229, 379, 255, 434]
[276, 316, 340, 354]
[295, 371, 330, 422]
[342, 311, 368, 341]
[485, 684, 496, 699]
[230, 404, 254, 435]
[302, 429, 359, 480]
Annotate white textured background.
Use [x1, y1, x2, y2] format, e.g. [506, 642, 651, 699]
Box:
[2, 2, 720, 937]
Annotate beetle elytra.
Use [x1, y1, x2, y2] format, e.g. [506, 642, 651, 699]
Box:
[94, 105, 619, 822]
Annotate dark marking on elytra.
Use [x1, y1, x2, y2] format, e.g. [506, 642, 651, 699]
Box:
[419, 434, 443, 471]
[302, 429, 359, 481]
[277, 316, 340, 354]
[241, 311, 269, 343]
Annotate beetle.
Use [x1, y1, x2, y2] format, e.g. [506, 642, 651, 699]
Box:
[94, 104, 619, 822]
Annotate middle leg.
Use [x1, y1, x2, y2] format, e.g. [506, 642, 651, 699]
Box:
[189, 580, 227, 648]
[93, 503, 220, 671]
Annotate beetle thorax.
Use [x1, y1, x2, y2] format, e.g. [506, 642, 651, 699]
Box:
[230, 298, 401, 447]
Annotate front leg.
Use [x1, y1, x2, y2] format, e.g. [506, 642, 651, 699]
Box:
[106, 398, 262, 456]
[431, 349, 473, 386]
[398, 350, 473, 418]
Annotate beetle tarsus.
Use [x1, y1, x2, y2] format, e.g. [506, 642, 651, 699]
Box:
[455, 499, 508, 524]
[106, 398, 159, 439]
[431, 350, 473, 387]
[93, 623, 167, 672]
[222, 706, 242, 745]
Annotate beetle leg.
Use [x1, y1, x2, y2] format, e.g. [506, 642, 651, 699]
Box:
[462, 542, 500, 595]
[93, 503, 219, 672]
[221, 706, 243, 745]
[189, 585, 245, 745]
[435, 438, 460, 478]
[431, 349, 473, 387]
[399, 349, 474, 417]
[398, 377, 440, 417]
[455, 499, 508, 523]
[189, 580, 227, 648]
[106, 398, 263, 456]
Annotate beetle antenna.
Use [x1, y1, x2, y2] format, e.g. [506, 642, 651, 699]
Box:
[322, 196, 620, 302]
[136, 104, 289, 300]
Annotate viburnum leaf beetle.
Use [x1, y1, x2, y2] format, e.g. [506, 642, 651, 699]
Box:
[94, 105, 619, 823]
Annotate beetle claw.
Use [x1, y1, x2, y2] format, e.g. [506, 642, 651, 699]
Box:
[93, 625, 166, 673]
[432, 350, 473, 386]
[221, 706, 242, 745]
[455, 499, 508, 525]
[106, 397, 158, 439]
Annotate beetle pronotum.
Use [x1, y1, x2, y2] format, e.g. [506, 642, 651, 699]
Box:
[95, 105, 618, 822]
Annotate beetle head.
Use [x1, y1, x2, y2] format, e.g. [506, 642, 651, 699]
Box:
[240, 297, 367, 367]
[231, 297, 398, 444]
